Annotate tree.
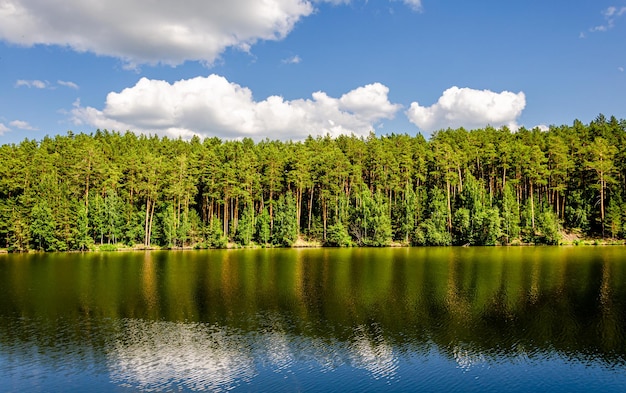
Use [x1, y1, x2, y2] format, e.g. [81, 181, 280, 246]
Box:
[30, 201, 57, 251]
[500, 182, 520, 244]
[605, 195, 623, 239]
[397, 181, 417, 244]
[536, 204, 561, 245]
[235, 203, 255, 246]
[414, 187, 452, 246]
[256, 206, 271, 246]
[75, 200, 93, 251]
[349, 186, 392, 246]
[585, 137, 617, 237]
[325, 222, 351, 247]
[272, 193, 298, 247]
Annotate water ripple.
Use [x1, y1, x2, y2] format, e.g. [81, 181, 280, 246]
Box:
[106, 319, 256, 392]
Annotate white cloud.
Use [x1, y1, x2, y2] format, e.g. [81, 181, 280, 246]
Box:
[9, 120, 37, 130]
[406, 86, 526, 132]
[71, 75, 401, 140]
[398, 0, 422, 12]
[15, 79, 47, 88]
[619, 66, 624, 72]
[604, 6, 626, 18]
[0, 0, 315, 67]
[589, 6, 626, 32]
[282, 55, 302, 64]
[0, 123, 9, 134]
[58, 80, 79, 89]
[1, 1, 424, 67]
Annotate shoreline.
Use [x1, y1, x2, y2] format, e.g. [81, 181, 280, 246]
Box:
[1, 236, 624, 254]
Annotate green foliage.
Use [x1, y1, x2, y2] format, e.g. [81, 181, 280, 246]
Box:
[535, 205, 561, 245]
[203, 219, 227, 249]
[98, 244, 118, 251]
[159, 203, 177, 247]
[500, 182, 520, 244]
[0, 117, 624, 252]
[75, 200, 93, 251]
[256, 206, 271, 245]
[452, 208, 471, 245]
[349, 187, 392, 246]
[397, 182, 417, 243]
[414, 187, 451, 246]
[414, 219, 452, 246]
[477, 207, 502, 246]
[565, 191, 590, 232]
[605, 195, 622, 238]
[30, 201, 57, 251]
[325, 221, 352, 247]
[235, 204, 255, 246]
[272, 193, 298, 247]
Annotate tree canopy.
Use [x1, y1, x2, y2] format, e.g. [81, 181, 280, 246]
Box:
[1, 115, 625, 251]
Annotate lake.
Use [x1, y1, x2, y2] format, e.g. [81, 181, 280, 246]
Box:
[1, 247, 625, 392]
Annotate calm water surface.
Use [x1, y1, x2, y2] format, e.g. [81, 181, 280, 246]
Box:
[1, 247, 625, 392]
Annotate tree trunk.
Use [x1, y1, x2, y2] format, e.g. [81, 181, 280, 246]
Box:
[530, 181, 535, 230]
[308, 187, 314, 232]
[600, 171, 605, 238]
[269, 190, 274, 231]
[322, 198, 327, 241]
[296, 186, 302, 235]
[144, 198, 151, 247]
[446, 177, 452, 231]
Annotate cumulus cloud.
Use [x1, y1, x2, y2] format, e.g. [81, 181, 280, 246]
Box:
[9, 120, 37, 130]
[406, 86, 526, 132]
[0, 123, 9, 134]
[70, 75, 401, 139]
[0, 0, 315, 67]
[15, 79, 48, 88]
[58, 80, 79, 89]
[0, 1, 425, 66]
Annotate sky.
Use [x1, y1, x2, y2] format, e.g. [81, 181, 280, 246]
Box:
[0, 0, 625, 144]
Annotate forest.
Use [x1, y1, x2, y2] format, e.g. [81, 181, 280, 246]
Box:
[0, 114, 625, 251]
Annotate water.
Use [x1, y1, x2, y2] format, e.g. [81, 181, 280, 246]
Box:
[1, 247, 625, 392]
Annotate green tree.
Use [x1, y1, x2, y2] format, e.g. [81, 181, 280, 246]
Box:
[585, 137, 617, 237]
[605, 195, 623, 239]
[535, 204, 561, 245]
[397, 181, 417, 244]
[414, 187, 452, 246]
[500, 182, 520, 244]
[349, 186, 392, 246]
[256, 206, 271, 245]
[272, 193, 298, 247]
[75, 200, 93, 251]
[235, 203, 255, 246]
[30, 201, 57, 251]
[324, 222, 351, 247]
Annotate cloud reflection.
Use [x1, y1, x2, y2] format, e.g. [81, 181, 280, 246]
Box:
[105, 317, 404, 390]
[107, 319, 256, 392]
[349, 324, 398, 380]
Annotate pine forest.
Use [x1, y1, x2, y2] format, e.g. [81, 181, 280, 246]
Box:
[1, 114, 625, 252]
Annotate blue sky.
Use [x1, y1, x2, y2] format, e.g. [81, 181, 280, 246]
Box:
[1, 0, 625, 143]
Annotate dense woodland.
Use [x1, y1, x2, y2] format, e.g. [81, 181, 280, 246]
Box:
[1, 114, 625, 251]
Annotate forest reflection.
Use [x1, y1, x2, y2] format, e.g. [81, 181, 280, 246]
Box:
[1, 247, 625, 390]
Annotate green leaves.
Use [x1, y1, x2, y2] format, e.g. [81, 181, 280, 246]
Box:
[1, 114, 626, 251]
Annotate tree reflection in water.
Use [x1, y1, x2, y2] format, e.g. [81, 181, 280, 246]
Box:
[1, 247, 626, 391]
